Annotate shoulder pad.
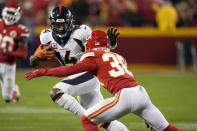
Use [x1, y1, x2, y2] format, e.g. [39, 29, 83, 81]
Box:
[40, 28, 52, 44]
[41, 28, 52, 34]
[72, 25, 92, 43]
[80, 51, 95, 61]
[80, 24, 92, 32]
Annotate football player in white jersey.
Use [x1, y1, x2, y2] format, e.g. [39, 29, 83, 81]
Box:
[30, 5, 129, 131]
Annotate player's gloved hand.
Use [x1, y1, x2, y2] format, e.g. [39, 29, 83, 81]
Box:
[34, 44, 54, 59]
[26, 69, 47, 80]
[107, 28, 120, 50]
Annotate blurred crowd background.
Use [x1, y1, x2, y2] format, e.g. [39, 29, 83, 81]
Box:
[1, 0, 197, 28]
[0, 0, 197, 70]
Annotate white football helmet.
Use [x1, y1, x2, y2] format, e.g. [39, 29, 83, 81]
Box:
[2, 3, 21, 26]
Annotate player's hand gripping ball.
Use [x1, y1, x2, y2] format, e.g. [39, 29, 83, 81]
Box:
[34, 43, 55, 59]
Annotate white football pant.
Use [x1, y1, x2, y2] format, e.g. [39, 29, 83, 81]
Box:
[0, 63, 16, 101]
[53, 72, 129, 131]
[84, 85, 169, 131]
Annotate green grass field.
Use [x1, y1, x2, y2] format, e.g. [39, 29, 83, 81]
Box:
[0, 69, 197, 131]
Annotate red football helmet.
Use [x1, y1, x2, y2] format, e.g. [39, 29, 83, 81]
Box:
[86, 30, 110, 50]
[2, 3, 22, 25]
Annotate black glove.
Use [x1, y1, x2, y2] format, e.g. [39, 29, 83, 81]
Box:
[107, 28, 120, 49]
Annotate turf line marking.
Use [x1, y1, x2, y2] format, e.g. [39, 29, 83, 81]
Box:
[1, 106, 197, 130]
[0, 106, 70, 114]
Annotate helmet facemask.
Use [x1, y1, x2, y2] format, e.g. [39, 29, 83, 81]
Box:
[2, 4, 21, 26]
[50, 20, 72, 38]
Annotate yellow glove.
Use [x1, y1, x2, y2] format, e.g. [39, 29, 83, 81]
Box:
[34, 44, 54, 59]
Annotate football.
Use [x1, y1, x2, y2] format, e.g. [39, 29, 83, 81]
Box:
[41, 43, 53, 51]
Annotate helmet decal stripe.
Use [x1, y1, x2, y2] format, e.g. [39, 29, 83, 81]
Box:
[59, 5, 62, 15]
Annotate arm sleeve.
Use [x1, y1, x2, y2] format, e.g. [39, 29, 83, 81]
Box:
[9, 45, 28, 59]
[43, 57, 97, 77]
[10, 26, 29, 58]
[20, 25, 30, 38]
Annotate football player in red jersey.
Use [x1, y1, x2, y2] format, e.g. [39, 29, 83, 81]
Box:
[0, 3, 30, 103]
[26, 30, 181, 131]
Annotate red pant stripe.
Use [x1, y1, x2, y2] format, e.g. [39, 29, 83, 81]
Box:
[87, 90, 121, 119]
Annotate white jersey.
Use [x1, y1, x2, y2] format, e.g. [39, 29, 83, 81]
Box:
[40, 25, 92, 65]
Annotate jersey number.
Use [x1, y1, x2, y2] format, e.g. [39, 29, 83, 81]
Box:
[65, 51, 77, 64]
[102, 53, 133, 77]
[0, 34, 14, 53]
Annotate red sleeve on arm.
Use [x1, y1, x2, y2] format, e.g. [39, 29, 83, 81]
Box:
[10, 46, 28, 59]
[43, 57, 97, 77]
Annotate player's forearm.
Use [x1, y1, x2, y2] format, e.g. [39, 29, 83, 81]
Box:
[10, 47, 28, 59]
[44, 65, 87, 77]
[43, 60, 97, 77]
[42, 66, 72, 77]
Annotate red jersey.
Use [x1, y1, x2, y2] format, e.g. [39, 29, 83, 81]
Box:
[0, 19, 29, 65]
[80, 50, 138, 95]
[44, 50, 138, 95]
